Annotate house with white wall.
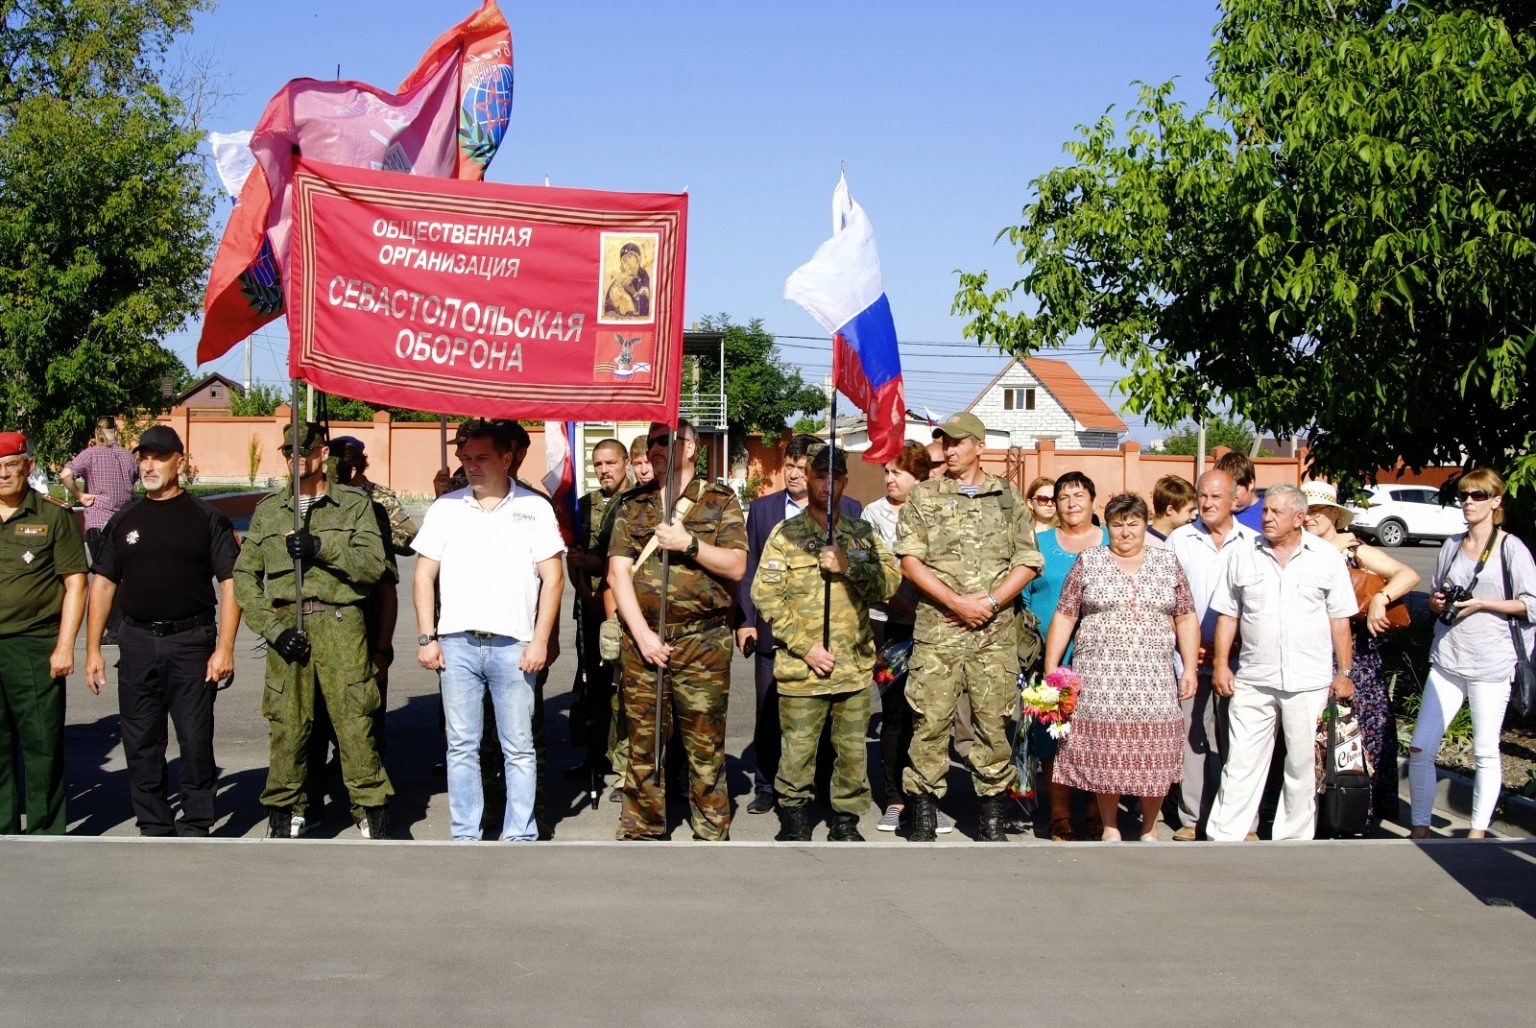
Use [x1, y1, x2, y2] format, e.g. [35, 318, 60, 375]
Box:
[965, 357, 1126, 449]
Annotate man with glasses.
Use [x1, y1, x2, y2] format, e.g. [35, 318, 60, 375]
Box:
[413, 420, 565, 842]
[0, 432, 87, 834]
[233, 421, 394, 839]
[608, 419, 747, 840]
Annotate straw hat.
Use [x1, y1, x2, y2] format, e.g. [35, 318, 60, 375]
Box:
[1300, 481, 1354, 530]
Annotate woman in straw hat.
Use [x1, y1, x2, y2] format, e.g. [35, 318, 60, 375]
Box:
[1301, 480, 1419, 830]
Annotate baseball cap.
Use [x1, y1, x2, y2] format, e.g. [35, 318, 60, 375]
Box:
[281, 421, 328, 454]
[932, 412, 987, 442]
[132, 425, 184, 455]
[0, 431, 27, 459]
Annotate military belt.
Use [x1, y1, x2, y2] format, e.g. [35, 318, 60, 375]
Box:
[662, 612, 728, 642]
[272, 599, 357, 617]
[122, 611, 215, 637]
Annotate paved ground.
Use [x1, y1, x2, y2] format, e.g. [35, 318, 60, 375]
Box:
[1, 836, 1532, 1026]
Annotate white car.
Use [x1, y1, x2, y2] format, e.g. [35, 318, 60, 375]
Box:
[1347, 484, 1464, 547]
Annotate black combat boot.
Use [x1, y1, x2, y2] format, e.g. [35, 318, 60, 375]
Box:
[777, 804, 813, 842]
[907, 793, 938, 842]
[826, 812, 864, 842]
[265, 807, 292, 840]
[359, 806, 390, 840]
[976, 794, 1008, 842]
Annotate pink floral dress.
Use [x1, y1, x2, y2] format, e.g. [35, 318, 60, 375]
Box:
[1052, 546, 1193, 794]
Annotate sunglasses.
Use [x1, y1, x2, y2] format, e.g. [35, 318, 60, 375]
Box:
[1031, 495, 1056, 504]
[1457, 490, 1493, 503]
[646, 433, 671, 447]
[279, 445, 316, 457]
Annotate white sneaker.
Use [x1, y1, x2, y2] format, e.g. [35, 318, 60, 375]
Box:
[877, 804, 904, 832]
[357, 818, 371, 839]
[289, 815, 309, 838]
[936, 810, 954, 835]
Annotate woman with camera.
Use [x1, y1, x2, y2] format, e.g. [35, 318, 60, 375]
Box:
[1409, 468, 1536, 839]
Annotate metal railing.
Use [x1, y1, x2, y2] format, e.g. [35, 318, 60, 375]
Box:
[680, 396, 727, 429]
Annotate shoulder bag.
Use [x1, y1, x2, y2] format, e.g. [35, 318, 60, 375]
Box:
[1500, 534, 1536, 720]
[1347, 546, 1410, 634]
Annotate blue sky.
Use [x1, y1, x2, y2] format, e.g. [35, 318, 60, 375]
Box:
[177, 1, 1223, 437]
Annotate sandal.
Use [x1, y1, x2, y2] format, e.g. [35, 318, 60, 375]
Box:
[1084, 811, 1104, 842]
[1050, 817, 1075, 842]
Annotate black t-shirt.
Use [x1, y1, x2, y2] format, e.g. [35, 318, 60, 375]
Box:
[92, 492, 240, 621]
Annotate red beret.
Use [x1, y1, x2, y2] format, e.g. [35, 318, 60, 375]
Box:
[0, 431, 28, 459]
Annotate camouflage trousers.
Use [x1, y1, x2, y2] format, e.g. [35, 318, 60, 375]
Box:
[616, 623, 731, 840]
[260, 605, 393, 818]
[902, 633, 1018, 800]
[775, 688, 872, 814]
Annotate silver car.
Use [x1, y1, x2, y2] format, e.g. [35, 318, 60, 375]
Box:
[1347, 484, 1464, 547]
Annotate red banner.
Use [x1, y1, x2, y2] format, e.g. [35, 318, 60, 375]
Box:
[285, 158, 688, 422]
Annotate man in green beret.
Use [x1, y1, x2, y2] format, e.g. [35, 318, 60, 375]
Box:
[233, 421, 394, 839]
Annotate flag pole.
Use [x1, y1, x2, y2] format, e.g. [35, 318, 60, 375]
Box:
[823, 345, 838, 649]
[438, 414, 450, 475]
[652, 429, 676, 786]
[289, 378, 305, 637]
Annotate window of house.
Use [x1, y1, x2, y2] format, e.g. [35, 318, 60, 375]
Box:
[1002, 387, 1036, 411]
[210, 387, 221, 398]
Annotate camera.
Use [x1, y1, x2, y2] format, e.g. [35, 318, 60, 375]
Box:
[1437, 582, 1472, 624]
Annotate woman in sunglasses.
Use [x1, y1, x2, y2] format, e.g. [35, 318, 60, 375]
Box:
[1025, 476, 1057, 532]
[1410, 468, 1536, 838]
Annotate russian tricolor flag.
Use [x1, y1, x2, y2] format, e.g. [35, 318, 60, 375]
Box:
[784, 173, 905, 464]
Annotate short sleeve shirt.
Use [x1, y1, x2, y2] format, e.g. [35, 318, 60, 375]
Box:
[65, 444, 138, 532]
[0, 487, 88, 635]
[608, 477, 747, 625]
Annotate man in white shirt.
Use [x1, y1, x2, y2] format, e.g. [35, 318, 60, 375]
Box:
[413, 420, 565, 841]
[1206, 484, 1356, 842]
[1165, 470, 1258, 839]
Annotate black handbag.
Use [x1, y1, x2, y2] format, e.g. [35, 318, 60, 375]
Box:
[1500, 535, 1536, 720]
[1318, 698, 1371, 837]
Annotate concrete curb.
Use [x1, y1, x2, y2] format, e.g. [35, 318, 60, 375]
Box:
[1403, 761, 1536, 837]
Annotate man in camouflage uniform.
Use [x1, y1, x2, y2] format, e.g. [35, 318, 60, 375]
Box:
[607, 419, 746, 841]
[566, 438, 629, 781]
[233, 421, 394, 840]
[751, 445, 901, 842]
[895, 412, 1042, 842]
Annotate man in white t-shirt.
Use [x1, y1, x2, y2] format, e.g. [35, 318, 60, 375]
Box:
[413, 420, 565, 841]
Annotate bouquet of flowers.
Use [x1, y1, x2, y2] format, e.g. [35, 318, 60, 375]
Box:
[1018, 668, 1083, 740]
[872, 638, 913, 694]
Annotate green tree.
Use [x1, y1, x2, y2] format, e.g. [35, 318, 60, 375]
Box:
[953, 0, 1536, 495]
[0, 0, 213, 467]
[228, 383, 283, 417]
[1159, 417, 1263, 457]
[696, 313, 827, 452]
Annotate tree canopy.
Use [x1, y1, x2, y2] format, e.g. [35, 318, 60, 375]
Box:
[696, 314, 828, 449]
[953, 0, 1536, 494]
[0, 0, 213, 467]
[1158, 417, 1267, 458]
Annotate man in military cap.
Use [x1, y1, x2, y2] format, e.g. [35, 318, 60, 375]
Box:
[751, 444, 901, 842]
[232, 421, 394, 839]
[83, 426, 240, 837]
[0, 431, 87, 834]
[607, 419, 746, 841]
[895, 412, 1042, 842]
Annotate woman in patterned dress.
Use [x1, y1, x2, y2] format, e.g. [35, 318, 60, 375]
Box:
[1300, 481, 1418, 829]
[1046, 494, 1200, 842]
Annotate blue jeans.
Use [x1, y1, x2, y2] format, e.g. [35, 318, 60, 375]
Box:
[440, 633, 537, 841]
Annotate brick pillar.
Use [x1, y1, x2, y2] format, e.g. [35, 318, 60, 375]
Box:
[1120, 439, 1140, 496]
[1037, 438, 1057, 479]
[372, 409, 392, 488]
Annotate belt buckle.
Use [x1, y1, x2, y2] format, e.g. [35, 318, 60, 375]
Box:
[470, 630, 496, 640]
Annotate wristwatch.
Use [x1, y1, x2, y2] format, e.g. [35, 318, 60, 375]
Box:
[1339, 667, 1355, 680]
[685, 534, 700, 559]
[417, 633, 436, 646]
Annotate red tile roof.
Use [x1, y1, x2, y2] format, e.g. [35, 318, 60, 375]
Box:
[965, 357, 1127, 432]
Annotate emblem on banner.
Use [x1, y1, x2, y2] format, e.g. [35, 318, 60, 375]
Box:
[594, 332, 655, 385]
[461, 61, 514, 167]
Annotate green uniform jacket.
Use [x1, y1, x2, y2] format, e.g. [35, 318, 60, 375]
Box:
[608, 477, 747, 629]
[233, 481, 388, 644]
[361, 480, 417, 557]
[894, 472, 1044, 647]
[0, 487, 87, 636]
[751, 511, 902, 697]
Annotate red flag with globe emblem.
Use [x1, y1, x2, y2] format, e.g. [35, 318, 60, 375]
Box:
[196, 0, 514, 366]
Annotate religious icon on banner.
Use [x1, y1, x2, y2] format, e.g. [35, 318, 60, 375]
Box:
[598, 232, 657, 323]
[593, 331, 655, 384]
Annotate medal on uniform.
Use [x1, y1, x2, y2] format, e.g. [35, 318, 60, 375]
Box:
[21, 550, 34, 564]
[126, 530, 140, 545]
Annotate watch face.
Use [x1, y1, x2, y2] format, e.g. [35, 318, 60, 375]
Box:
[418, 634, 433, 646]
